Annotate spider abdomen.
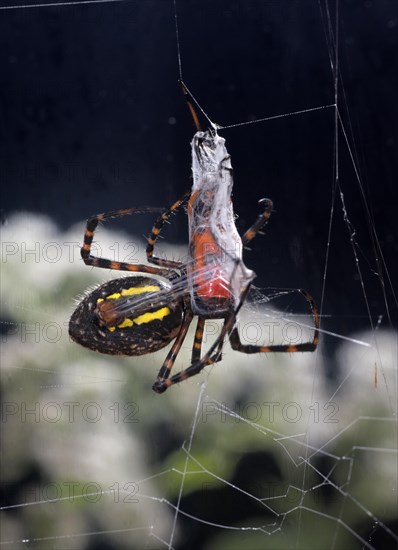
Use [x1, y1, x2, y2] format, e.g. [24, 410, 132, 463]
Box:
[69, 276, 183, 356]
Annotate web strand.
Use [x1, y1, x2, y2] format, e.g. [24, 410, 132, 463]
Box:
[0, 0, 128, 9]
[173, 0, 183, 80]
[1, 1, 396, 549]
[220, 103, 336, 130]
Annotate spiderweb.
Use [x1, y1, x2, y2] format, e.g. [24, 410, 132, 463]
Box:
[1, 1, 397, 549]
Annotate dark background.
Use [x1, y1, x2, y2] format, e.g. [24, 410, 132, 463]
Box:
[1, 0, 397, 334]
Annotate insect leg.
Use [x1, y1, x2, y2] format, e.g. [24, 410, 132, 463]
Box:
[179, 80, 202, 131]
[242, 198, 273, 246]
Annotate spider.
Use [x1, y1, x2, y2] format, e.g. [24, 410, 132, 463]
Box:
[69, 82, 320, 394]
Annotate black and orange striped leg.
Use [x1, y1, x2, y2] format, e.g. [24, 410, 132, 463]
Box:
[242, 198, 274, 247]
[81, 207, 169, 276]
[191, 317, 224, 365]
[152, 308, 194, 393]
[229, 289, 319, 354]
[153, 317, 234, 393]
[146, 192, 190, 270]
[153, 278, 254, 393]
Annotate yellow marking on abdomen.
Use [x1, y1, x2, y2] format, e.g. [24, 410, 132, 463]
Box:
[97, 285, 161, 303]
[107, 307, 171, 331]
[133, 307, 170, 325]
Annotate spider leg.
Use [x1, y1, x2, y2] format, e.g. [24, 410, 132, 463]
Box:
[152, 307, 194, 391]
[146, 191, 190, 269]
[242, 198, 273, 247]
[240, 201, 319, 352]
[229, 289, 319, 353]
[153, 316, 233, 393]
[81, 207, 169, 276]
[153, 286, 319, 393]
[191, 317, 224, 365]
[153, 263, 253, 393]
[152, 315, 225, 393]
[153, 269, 251, 394]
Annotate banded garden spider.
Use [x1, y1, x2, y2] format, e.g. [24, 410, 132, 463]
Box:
[69, 82, 319, 393]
